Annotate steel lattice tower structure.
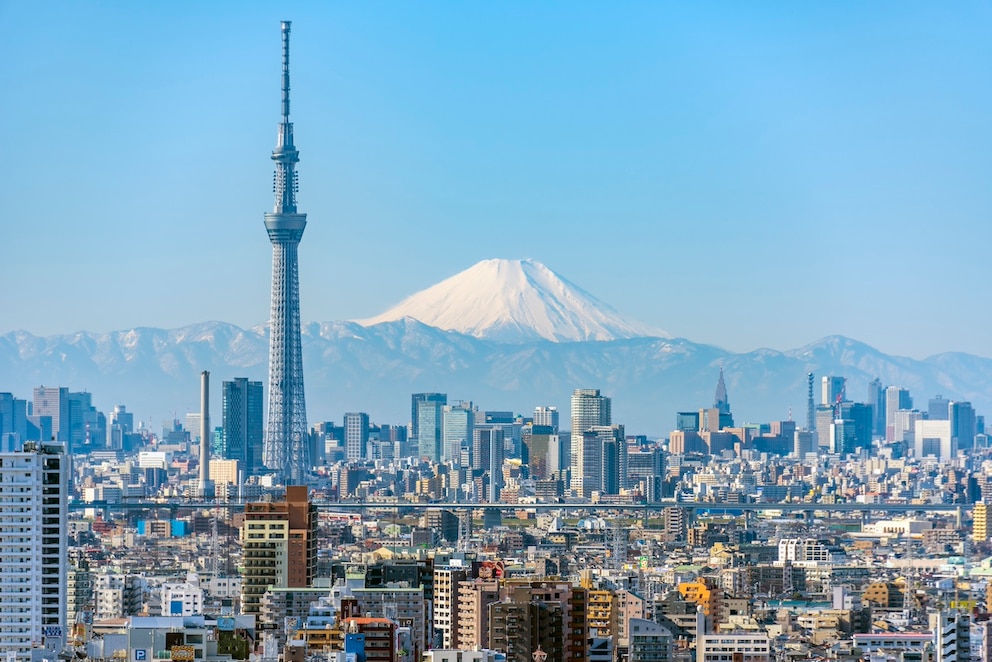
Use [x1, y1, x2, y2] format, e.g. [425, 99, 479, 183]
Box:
[262, 21, 309, 484]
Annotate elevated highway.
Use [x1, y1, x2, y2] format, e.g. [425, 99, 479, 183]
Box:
[71, 498, 964, 515]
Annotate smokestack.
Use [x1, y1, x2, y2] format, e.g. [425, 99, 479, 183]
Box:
[198, 370, 215, 498]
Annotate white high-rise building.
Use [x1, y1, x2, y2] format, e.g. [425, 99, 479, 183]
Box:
[161, 572, 205, 617]
[533, 405, 559, 432]
[570, 389, 611, 496]
[821, 375, 846, 406]
[107, 404, 134, 451]
[915, 419, 954, 461]
[343, 412, 370, 462]
[0, 442, 68, 660]
[442, 402, 475, 466]
[893, 409, 924, 443]
[930, 609, 970, 662]
[885, 386, 913, 441]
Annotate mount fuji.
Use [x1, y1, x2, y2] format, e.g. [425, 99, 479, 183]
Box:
[356, 258, 667, 343]
[1, 259, 991, 433]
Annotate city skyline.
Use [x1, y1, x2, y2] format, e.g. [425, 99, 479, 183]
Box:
[1, 3, 991, 359]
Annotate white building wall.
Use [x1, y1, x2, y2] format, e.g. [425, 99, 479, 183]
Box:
[0, 443, 67, 661]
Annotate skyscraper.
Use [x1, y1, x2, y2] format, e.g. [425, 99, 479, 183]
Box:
[0, 442, 67, 659]
[714, 368, 730, 414]
[884, 386, 913, 441]
[442, 402, 475, 465]
[472, 426, 505, 501]
[412, 393, 447, 462]
[867, 378, 885, 437]
[533, 405, 560, 433]
[223, 378, 264, 476]
[344, 412, 370, 461]
[107, 404, 134, 452]
[928, 395, 950, 421]
[0, 392, 28, 451]
[32, 386, 69, 443]
[523, 424, 556, 480]
[821, 375, 846, 407]
[574, 424, 626, 497]
[262, 21, 310, 484]
[570, 389, 611, 496]
[709, 370, 734, 428]
[832, 401, 873, 454]
[950, 401, 977, 450]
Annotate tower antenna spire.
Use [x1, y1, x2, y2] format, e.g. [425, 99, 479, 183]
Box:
[281, 20, 292, 122]
[271, 20, 300, 215]
[264, 21, 309, 485]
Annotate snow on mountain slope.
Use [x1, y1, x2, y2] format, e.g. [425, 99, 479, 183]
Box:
[356, 258, 668, 342]
[3, 323, 992, 433]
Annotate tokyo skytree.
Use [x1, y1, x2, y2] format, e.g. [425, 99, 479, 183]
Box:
[262, 21, 309, 484]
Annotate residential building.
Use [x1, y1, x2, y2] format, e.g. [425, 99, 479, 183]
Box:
[93, 573, 146, 619]
[489, 600, 563, 662]
[975, 501, 992, 542]
[628, 618, 673, 662]
[0, 442, 68, 660]
[456, 579, 500, 649]
[351, 586, 429, 655]
[434, 565, 470, 649]
[696, 630, 771, 662]
[241, 485, 317, 613]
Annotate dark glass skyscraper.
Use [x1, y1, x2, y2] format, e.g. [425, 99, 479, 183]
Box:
[262, 22, 309, 484]
[412, 393, 447, 461]
[223, 378, 264, 475]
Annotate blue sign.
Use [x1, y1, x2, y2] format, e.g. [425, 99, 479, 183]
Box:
[134, 650, 147, 661]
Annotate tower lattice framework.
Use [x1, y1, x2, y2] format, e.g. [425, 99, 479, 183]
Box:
[262, 21, 309, 484]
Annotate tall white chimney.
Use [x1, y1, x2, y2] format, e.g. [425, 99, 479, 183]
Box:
[198, 370, 215, 498]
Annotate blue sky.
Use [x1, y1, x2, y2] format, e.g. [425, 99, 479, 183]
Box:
[1, 2, 990, 358]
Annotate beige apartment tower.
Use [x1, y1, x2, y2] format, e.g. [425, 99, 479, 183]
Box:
[241, 485, 316, 613]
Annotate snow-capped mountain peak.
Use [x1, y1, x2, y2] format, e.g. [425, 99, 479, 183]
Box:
[355, 258, 668, 342]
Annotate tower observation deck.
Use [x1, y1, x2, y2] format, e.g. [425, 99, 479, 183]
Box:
[262, 21, 309, 484]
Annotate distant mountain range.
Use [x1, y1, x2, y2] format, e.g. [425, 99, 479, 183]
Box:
[2, 259, 990, 434]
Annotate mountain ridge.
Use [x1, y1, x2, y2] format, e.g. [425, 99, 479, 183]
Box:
[1, 321, 989, 435]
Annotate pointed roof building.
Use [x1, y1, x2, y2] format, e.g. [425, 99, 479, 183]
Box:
[714, 368, 730, 416]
